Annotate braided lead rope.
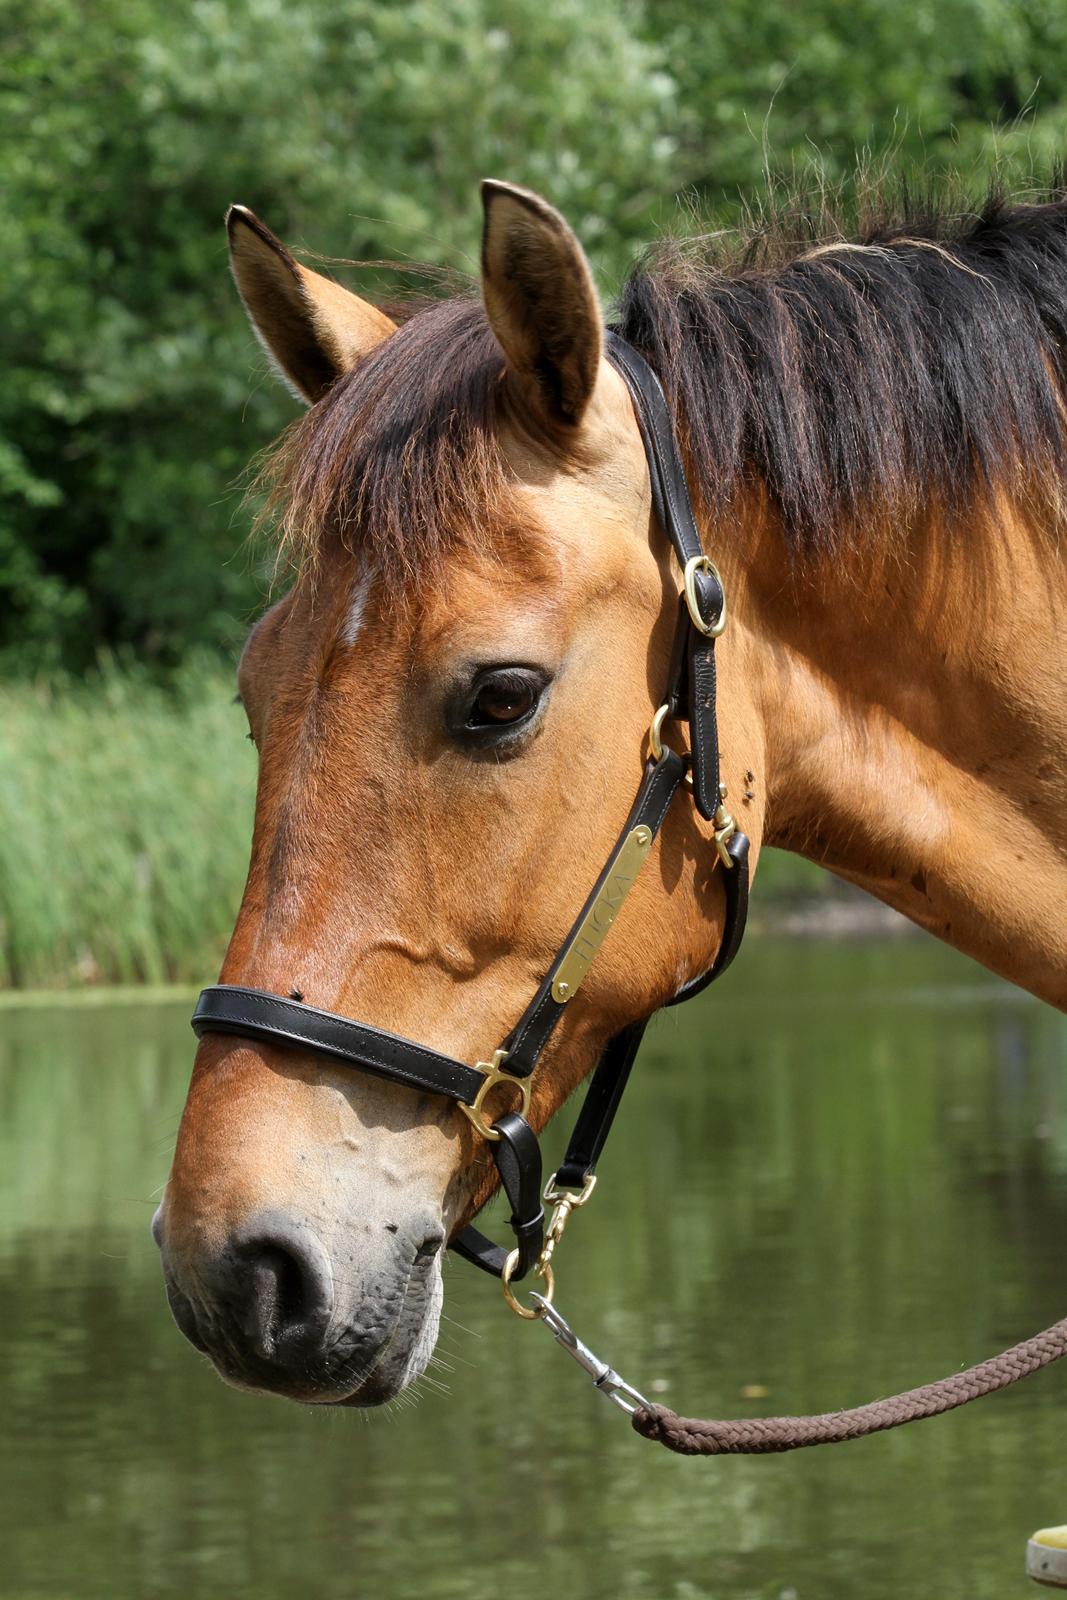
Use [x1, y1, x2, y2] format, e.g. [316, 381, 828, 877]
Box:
[632, 1316, 1067, 1454]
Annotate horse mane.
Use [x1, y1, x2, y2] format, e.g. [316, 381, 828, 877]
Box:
[619, 181, 1067, 550]
[261, 176, 1067, 585]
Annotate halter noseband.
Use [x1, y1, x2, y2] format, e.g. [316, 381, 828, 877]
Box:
[191, 333, 751, 1305]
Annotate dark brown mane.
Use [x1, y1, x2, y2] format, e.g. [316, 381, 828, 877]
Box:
[620, 182, 1067, 549]
[262, 178, 1067, 583]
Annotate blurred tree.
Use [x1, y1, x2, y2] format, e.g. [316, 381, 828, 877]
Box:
[0, 0, 679, 670]
[649, 0, 1067, 205]
[2, 0, 1066, 672]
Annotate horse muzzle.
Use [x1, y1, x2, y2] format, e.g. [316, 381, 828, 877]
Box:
[152, 1203, 445, 1405]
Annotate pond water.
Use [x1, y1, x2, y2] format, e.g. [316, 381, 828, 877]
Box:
[2, 934, 1065, 1600]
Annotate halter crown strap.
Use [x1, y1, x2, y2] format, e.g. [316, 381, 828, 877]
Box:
[605, 331, 724, 823]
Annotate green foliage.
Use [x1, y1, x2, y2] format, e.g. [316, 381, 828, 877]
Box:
[0, 0, 679, 671]
[0, 661, 254, 986]
[0, 0, 1063, 984]
[4, 0, 1067, 671]
[652, 0, 1067, 205]
[755, 844, 832, 901]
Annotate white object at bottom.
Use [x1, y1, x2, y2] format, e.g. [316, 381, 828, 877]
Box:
[1029, 1528, 1067, 1588]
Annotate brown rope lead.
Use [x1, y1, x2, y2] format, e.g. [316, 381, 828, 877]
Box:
[631, 1315, 1067, 1454]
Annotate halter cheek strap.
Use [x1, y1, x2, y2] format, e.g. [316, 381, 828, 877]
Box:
[190, 332, 751, 1294]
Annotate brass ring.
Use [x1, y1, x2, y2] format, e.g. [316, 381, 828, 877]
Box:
[501, 1250, 555, 1319]
[683, 554, 727, 637]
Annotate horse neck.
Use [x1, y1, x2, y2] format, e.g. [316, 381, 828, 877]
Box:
[734, 490, 1067, 1010]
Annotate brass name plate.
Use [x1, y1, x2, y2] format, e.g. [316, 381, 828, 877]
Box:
[551, 824, 653, 1004]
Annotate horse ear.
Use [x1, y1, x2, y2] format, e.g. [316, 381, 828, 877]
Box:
[480, 180, 602, 429]
[226, 206, 396, 404]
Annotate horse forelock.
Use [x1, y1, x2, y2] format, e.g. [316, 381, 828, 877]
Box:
[257, 296, 546, 602]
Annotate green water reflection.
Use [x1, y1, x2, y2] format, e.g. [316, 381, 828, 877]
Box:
[2, 936, 1065, 1600]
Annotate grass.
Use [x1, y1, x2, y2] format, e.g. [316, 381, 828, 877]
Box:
[0, 662, 832, 991]
[0, 660, 256, 989]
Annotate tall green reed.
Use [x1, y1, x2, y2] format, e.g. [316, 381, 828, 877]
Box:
[0, 661, 255, 988]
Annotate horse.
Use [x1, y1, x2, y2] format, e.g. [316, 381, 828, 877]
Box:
[154, 178, 1067, 1409]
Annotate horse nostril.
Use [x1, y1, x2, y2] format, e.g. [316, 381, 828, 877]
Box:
[231, 1225, 333, 1361]
[249, 1245, 308, 1337]
[414, 1229, 445, 1262]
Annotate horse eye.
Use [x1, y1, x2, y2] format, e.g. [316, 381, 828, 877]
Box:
[458, 667, 549, 739]
[470, 677, 536, 726]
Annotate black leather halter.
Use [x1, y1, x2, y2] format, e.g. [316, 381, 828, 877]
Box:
[191, 333, 751, 1287]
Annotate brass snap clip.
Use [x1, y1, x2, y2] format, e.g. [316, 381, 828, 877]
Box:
[539, 1171, 597, 1275]
[683, 554, 727, 637]
[501, 1171, 596, 1319]
[713, 783, 738, 868]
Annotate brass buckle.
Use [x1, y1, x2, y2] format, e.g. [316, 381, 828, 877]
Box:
[683, 554, 727, 637]
[459, 1048, 531, 1142]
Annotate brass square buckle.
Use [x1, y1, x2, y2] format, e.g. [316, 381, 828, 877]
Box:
[683, 554, 727, 636]
[459, 1049, 531, 1141]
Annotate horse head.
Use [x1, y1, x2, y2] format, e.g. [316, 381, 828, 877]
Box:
[153, 183, 758, 1404]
